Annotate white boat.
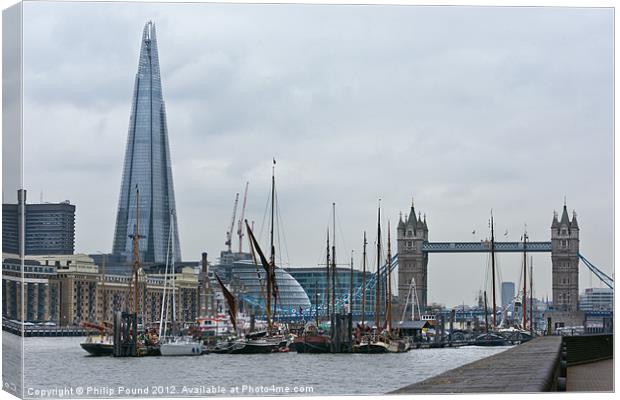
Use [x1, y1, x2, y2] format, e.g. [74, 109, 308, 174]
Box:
[160, 336, 203, 356]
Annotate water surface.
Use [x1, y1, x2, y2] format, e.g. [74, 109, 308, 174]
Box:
[5, 333, 510, 397]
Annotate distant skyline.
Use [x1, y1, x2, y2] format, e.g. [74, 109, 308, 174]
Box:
[11, 2, 613, 307]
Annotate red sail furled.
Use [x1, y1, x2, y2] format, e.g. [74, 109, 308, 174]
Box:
[245, 220, 271, 275]
[245, 219, 279, 313]
[215, 273, 237, 332]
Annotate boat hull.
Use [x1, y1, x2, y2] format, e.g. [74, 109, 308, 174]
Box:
[80, 342, 114, 356]
[473, 339, 509, 347]
[356, 343, 389, 353]
[293, 336, 332, 353]
[356, 339, 409, 353]
[160, 342, 203, 356]
[211, 340, 278, 354]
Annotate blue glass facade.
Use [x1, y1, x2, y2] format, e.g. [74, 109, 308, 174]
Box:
[286, 267, 377, 316]
[112, 22, 181, 264]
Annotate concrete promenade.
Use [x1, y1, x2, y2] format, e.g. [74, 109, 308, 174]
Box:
[391, 337, 562, 393]
[567, 359, 614, 392]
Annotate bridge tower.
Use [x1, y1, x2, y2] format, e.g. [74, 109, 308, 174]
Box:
[397, 203, 428, 319]
[550, 203, 579, 311]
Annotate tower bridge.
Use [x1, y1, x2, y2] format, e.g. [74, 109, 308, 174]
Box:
[394, 201, 612, 321]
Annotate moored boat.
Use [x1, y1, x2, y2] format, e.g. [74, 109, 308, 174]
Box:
[293, 323, 331, 353]
[211, 338, 279, 354]
[356, 331, 409, 353]
[80, 336, 114, 356]
[474, 332, 509, 346]
[79, 322, 113, 356]
[160, 336, 203, 356]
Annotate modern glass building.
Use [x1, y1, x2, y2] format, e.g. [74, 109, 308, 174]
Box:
[112, 21, 181, 264]
[213, 252, 311, 317]
[2, 189, 75, 255]
[501, 281, 516, 308]
[579, 288, 613, 312]
[285, 266, 376, 318]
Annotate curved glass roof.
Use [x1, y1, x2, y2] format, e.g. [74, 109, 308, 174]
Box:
[216, 260, 311, 316]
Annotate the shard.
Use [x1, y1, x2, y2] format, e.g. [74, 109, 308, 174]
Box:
[112, 21, 181, 264]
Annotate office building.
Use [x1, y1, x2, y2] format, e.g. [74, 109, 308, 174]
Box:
[501, 282, 515, 308]
[579, 287, 613, 312]
[112, 21, 181, 264]
[2, 189, 75, 255]
[286, 266, 375, 317]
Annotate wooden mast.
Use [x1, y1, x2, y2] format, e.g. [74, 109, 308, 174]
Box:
[386, 221, 392, 334]
[269, 160, 276, 321]
[522, 230, 528, 331]
[530, 256, 534, 335]
[491, 213, 497, 330]
[484, 291, 489, 333]
[349, 251, 354, 315]
[326, 229, 330, 321]
[375, 203, 381, 330]
[362, 231, 367, 328]
[331, 203, 336, 316]
[129, 186, 141, 317]
[159, 211, 173, 338]
[170, 210, 177, 336]
[315, 281, 319, 326]
[245, 220, 272, 331]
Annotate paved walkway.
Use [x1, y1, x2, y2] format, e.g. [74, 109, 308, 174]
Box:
[567, 358, 614, 392]
[391, 337, 562, 393]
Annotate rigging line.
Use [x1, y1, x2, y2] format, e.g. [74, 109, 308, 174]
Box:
[258, 185, 271, 244]
[516, 259, 524, 300]
[484, 251, 490, 294]
[496, 254, 503, 289]
[275, 187, 291, 268]
[316, 240, 327, 266]
[335, 210, 350, 267]
[274, 190, 283, 267]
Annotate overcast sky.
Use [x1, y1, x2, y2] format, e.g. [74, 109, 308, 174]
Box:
[12, 2, 613, 307]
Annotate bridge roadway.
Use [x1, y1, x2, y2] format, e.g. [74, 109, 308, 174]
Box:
[422, 241, 552, 253]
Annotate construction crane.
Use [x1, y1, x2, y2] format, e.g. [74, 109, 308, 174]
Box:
[237, 182, 249, 253]
[225, 193, 239, 252]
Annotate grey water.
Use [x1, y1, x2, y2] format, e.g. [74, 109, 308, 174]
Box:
[4, 333, 510, 397]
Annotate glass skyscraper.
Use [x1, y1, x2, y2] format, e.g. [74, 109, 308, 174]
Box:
[112, 21, 181, 264]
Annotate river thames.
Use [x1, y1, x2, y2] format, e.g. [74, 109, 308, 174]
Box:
[4, 333, 510, 397]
